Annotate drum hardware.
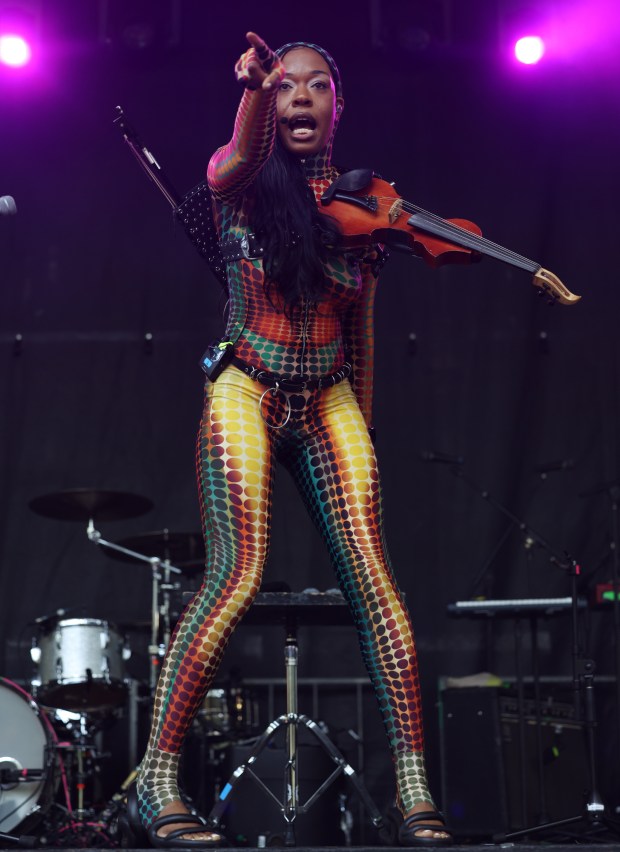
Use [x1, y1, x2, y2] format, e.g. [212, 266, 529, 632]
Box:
[96, 767, 139, 841]
[197, 688, 230, 738]
[27, 487, 157, 694]
[28, 490, 203, 694]
[36, 708, 117, 847]
[1, 673, 123, 847]
[52, 713, 113, 815]
[227, 685, 260, 737]
[109, 530, 205, 573]
[196, 686, 260, 740]
[87, 525, 206, 693]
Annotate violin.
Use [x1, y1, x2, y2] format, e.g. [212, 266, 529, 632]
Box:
[321, 169, 580, 306]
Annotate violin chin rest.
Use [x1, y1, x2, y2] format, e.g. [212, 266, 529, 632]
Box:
[322, 168, 374, 204]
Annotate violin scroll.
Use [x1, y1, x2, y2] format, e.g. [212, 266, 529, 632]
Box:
[533, 268, 581, 306]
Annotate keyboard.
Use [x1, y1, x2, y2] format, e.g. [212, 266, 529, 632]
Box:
[447, 597, 582, 617]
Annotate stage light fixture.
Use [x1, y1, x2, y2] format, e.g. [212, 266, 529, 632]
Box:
[514, 34, 545, 63]
[499, 1, 554, 66]
[0, 0, 41, 66]
[0, 32, 30, 66]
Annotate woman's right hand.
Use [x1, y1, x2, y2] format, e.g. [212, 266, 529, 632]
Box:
[235, 31, 284, 90]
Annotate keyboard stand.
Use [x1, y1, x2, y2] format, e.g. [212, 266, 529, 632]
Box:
[448, 597, 580, 830]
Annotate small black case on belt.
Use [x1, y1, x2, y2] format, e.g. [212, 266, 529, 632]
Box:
[200, 340, 234, 382]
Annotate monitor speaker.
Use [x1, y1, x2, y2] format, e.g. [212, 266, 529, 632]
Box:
[439, 687, 586, 838]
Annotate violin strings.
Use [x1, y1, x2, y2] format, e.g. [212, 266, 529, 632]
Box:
[402, 202, 538, 270]
[375, 197, 539, 272]
[397, 199, 537, 269]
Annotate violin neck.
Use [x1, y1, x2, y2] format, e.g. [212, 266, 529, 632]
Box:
[407, 212, 539, 275]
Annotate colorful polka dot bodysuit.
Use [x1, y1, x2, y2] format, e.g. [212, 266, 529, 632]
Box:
[136, 43, 435, 829]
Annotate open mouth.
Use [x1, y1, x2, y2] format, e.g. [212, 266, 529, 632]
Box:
[288, 113, 317, 139]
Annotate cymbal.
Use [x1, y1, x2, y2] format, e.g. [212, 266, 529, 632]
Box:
[109, 530, 205, 569]
[29, 488, 154, 522]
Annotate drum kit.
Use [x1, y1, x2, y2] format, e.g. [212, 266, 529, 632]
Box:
[0, 488, 259, 847]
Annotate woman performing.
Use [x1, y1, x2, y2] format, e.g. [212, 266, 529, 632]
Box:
[122, 31, 452, 848]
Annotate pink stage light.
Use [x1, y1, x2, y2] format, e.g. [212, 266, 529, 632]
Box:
[514, 35, 545, 65]
[0, 33, 32, 66]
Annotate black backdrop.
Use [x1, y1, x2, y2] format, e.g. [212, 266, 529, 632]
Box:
[2, 0, 620, 817]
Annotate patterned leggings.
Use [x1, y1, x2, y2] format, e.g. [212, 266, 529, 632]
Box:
[137, 366, 433, 826]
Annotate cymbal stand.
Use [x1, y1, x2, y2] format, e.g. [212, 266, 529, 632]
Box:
[86, 519, 182, 692]
[206, 611, 387, 846]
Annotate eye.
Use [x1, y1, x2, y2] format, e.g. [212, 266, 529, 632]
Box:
[312, 80, 329, 89]
[279, 81, 292, 91]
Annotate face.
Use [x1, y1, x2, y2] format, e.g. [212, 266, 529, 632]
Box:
[276, 47, 343, 157]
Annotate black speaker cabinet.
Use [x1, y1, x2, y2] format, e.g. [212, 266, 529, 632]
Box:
[439, 687, 587, 838]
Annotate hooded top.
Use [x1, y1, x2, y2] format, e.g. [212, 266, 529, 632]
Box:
[274, 41, 342, 181]
[206, 41, 381, 425]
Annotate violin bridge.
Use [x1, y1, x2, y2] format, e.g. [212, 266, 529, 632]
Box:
[388, 199, 402, 224]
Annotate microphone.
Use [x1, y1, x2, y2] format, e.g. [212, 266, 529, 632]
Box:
[0, 195, 17, 216]
[421, 450, 464, 466]
[279, 116, 289, 124]
[535, 458, 574, 476]
[0, 768, 45, 785]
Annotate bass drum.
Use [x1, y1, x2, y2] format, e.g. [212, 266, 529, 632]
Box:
[0, 678, 56, 834]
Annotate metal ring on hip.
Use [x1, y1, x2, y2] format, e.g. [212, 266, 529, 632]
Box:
[259, 382, 291, 429]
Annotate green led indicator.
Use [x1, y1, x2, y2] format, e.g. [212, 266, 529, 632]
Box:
[602, 591, 620, 601]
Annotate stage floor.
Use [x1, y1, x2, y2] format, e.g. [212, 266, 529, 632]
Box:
[2, 846, 619, 851]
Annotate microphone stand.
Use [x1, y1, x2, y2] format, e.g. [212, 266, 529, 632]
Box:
[579, 479, 620, 794]
[499, 553, 620, 843]
[449, 467, 567, 828]
[442, 467, 620, 841]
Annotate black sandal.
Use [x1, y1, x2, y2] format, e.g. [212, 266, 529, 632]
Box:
[398, 810, 453, 847]
[118, 784, 222, 849]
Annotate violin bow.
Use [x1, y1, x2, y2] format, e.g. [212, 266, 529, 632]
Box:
[113, 105, 181, 208]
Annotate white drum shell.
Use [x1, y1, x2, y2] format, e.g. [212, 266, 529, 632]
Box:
[0, 679, 53, 833]
[35, 618, 128, 711]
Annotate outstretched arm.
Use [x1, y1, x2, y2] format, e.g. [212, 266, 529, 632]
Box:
[207, 32, 285, 203]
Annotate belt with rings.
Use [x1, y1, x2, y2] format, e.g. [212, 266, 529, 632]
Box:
[231, 356, 352, 393]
